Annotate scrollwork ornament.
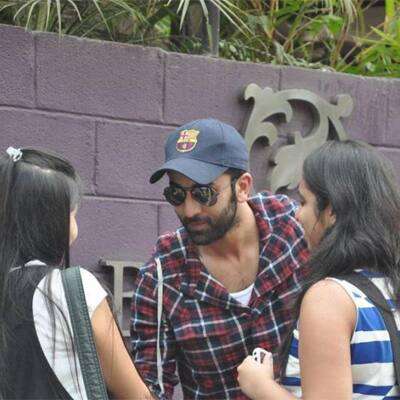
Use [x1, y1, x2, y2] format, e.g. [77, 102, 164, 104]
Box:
[243, 84, 353, 192]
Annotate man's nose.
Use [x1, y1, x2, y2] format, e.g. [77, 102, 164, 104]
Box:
[182, 193, 202, 218]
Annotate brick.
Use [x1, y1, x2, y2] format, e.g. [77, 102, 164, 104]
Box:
[159, 203, 180, 235]
[378, 146, 400, 186]
[0, 24, 34, 107]
[280, 66, 390, 146]
[96, 121, 172, 198]
[164, 52, 281, 131]
[70, 197, 158, 268]
[387, 80, 400, 147]
[36, 32, 164, 121]
[0, 109, 95, 193]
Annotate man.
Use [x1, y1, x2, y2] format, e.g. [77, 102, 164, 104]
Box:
[131, 118, 309, 399]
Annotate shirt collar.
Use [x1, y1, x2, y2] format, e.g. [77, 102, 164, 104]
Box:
[178, 192, 306, 305]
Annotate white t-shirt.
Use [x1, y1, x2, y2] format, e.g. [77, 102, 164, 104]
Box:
[230, 283, 254, 306]
[32, 267, 107, 400]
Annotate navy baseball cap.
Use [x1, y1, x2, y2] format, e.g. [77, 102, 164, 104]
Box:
[150, 118, 249, 184]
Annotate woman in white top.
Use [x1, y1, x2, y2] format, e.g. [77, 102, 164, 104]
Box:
[0, 146, 152, 399]
[237, 140, 400, 399]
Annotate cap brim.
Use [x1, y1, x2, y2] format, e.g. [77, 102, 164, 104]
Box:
[150, 158, 228, 185]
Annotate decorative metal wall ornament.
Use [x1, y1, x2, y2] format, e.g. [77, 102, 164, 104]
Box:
[243, 84, 353, 192]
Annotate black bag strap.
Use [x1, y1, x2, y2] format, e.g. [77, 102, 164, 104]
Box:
[61, 267, 109, 400]
[341, 272, 400, 384]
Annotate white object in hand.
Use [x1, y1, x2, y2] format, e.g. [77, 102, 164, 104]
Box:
[252, 347, 271, 363]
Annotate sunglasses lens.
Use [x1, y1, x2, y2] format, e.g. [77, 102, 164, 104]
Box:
[192, 186, 215, 206]
[163, 186, 186, 206]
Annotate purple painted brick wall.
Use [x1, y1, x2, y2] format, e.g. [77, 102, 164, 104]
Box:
[0, 24, 398, 270]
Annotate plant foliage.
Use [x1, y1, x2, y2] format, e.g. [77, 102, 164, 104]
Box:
[0, 0, 398, 78]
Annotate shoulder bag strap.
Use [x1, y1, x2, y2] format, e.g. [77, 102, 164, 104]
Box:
[342, 272, 400, 385]
[61, 267, 109, 400]
[155, 258, 165, 396]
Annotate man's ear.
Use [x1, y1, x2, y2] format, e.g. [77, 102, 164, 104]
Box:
[235, 173, 252, 203]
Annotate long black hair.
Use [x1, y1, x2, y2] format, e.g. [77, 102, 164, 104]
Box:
[278, 140, 400, 375]
[0, 147, 80, 271]
[0, 147, 81, 396]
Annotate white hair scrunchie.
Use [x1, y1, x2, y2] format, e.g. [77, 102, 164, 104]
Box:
[6, 146, 23, 162]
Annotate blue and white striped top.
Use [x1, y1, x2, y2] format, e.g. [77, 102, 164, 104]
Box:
[281, 271, 400, 399]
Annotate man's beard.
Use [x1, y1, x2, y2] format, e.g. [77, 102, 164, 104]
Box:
[180, 191, 238, 245]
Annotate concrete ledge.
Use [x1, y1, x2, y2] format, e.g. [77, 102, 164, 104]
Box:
[164, 52, 281, 130]
[36, 32, 164, 122]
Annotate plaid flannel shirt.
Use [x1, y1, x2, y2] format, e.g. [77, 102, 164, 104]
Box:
[131, 191, 309, 399]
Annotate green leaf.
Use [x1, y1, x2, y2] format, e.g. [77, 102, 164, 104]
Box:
[324, 14, 344, 35]
[365, 62, 375, 72]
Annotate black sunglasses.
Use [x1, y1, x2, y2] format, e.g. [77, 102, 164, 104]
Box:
[163, 179, 237, 207]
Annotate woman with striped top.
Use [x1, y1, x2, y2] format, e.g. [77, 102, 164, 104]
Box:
[237, 140, 400, 399]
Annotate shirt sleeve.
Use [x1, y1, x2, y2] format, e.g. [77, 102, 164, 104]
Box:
[276, 193, 300, 216]
[79, 268, 108, 317]
[278, 194, 310, 283]
[130, 258, 179, 399]
[272, 193, 310, 313]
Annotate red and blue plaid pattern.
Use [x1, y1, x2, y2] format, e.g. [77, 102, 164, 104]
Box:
[131, 192, 309, 399]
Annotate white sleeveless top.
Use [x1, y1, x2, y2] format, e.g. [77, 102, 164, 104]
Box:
[32, 266, 107, 400]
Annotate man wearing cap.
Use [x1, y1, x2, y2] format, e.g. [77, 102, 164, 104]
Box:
[130, 118, 309, 399]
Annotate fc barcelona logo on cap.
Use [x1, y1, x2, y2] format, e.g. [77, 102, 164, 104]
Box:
[176, 129, 199, 152]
